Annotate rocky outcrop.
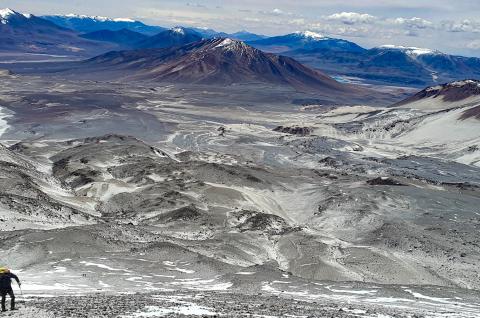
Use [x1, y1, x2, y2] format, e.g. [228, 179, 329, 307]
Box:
[273, 126, 312, 136]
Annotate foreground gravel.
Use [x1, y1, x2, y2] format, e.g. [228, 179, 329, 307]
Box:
[0, 291, 434, 318]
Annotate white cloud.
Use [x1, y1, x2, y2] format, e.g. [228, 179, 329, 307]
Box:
[404, 29, 419, 37]
[186, 3, 207, 8]
[259, 8, 293, 16]
[441, 19, 480, 33]
[467, 40, 480, 49]
[288, 18, 306, 26]
[392, 17, 433, 29]
[326, 12, 377, 25]
[272, 8, 283, 15]
[307, 21, 373, 38]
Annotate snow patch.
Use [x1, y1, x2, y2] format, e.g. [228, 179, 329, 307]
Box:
[397, 106, 480, 144]
[426, 85, 442, 92]
[213, 38, 250, 51]
[0, 106, 12, 137]
[450, 79, 480, 88]
[171, 27, 185, 35]
[378, 45, 440, 56]
[163, 261, 195, 274]
[79, 261, 129, 272]
[21, 283, 79, 291]
[63, 14, 135, 23]
[45, 266, 67, 274]
[75, 180, 141, 201]
[113, 18, 135, 22]
[65, 14, 108, 21]
[215, 38, 234, 48]
[0, 8, 16, 24]
[126, 303, 218, 317]
[0, 8, 14, 16]
[296, 31, 325, 40]
[98, 281, 111, 288]
[326, 285, 378, 295]
[404, 289, 455, 304]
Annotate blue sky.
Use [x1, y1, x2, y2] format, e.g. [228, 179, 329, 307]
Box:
[2, 0, 480, 56]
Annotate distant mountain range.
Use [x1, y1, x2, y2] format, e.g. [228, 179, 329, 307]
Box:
[248, 31, 365, 53]
[41, 14, 266, 42]
[2, 7, 480, 88]
[285, 43, 480, 87]
[41, 14, 165, 35]
[79, 27, 204, 50]
[193, 29, 266, 42]
[0, 8, 115, 56]
[90, 27, 266, 50]
[245, 32, 480, 87]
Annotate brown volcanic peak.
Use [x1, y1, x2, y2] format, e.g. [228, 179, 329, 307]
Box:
[395, 79, 480, 106]
[84, 38, 352, 92]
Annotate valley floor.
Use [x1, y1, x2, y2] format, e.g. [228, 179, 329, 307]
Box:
[4, 288, 480, 318]
[0, 72, 479, 317]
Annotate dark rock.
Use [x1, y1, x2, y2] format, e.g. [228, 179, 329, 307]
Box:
[273, 126, 313, 136]
[367, 177, 405, 186]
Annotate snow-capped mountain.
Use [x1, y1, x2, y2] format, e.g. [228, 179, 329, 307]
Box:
[288, 40, 480, 87]
[82, 38, 355, 93]
[296, 31, 326, 40]
[0, 7, 17, 23]
[134, 27, 203, 49]
[0, 8, 116, 56]
[0, 7, 61, 28]
[42, 13, 164, 35]
[394, 79, 480, 110]
[248, 31, 366, 53]
[386, 80, 480, 165]
[3, 7, 480, 88]
[376, 45, 442, 57]
[366, 46, 480, 85]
